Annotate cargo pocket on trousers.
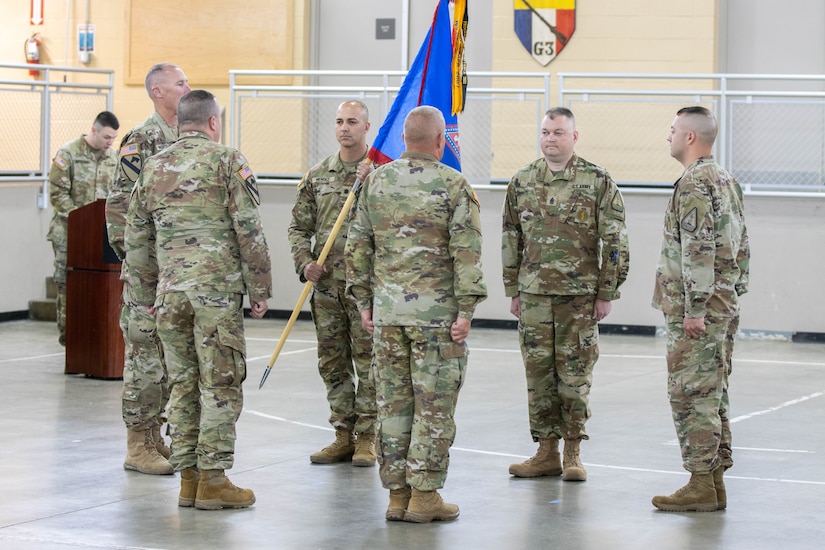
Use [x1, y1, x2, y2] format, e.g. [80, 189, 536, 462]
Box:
[579, 327, 598, 350]
[205, 323, 247, 387]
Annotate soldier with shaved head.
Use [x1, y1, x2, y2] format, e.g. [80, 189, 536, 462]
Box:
[346, 105, 487, 523]
[651, 106, 750, 512]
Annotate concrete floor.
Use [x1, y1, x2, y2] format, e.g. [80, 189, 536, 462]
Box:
[1, 317, 823, 550]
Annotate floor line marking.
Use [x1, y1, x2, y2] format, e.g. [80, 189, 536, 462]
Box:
[730, 391, 824, 422]
[248, 347, 317, 362]
[662, 440, 815, 453]
[0, 352, 63, 364]
[245, 410, 825, 486]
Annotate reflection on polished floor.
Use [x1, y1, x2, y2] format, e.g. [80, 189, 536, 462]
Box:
[1, 318, 823, 550]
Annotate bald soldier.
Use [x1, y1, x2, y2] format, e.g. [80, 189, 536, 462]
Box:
[652, 106, 749, 512]
[346, 105, 487, 523]
[106, 63, 191, 475]
[125, 89, 272, 510]
[288, 100, 377, 467]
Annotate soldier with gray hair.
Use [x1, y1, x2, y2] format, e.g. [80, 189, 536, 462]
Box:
[503, 106, 629, 482]
[346, 105, 487, 523]
[106, 62, 191, 476]
[651, 106, 749, 512]
[125, 89, 272, 510]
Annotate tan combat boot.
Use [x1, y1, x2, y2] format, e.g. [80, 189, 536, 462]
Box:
[123, 428, 173, 475]
[713, 466, 726, 510]
[386, 487, 411, 521]
[509, 438, 562, 478]
[151, 423, 171, 459]
[652, 473, 718, 512]
[195, 469, 256, 510]
[352, 433, 376, 467]
[179, 467, 200, 507]
[404, 489, 459, 523]
[562, 438, 587, 481]
[310, 428, 355, 464]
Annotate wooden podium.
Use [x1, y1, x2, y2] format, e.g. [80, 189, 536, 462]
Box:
[65, 199, 125, 379]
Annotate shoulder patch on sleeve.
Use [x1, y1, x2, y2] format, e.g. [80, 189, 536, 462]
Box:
[54, 156, 67, 169]
[119, 142, 142, 184]
[681, 207, 698, 233]
[238, 164, 260, 205]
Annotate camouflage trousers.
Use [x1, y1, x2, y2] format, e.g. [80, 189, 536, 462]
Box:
[665, 314, 738, 474]
[156, 291, 247, 472]
[518, 292, 599, 441]
[50, 239, 67, 342]
[372, 325, 466, 492]
[310, 281, 376, 435]
[120, 283, 168, 431]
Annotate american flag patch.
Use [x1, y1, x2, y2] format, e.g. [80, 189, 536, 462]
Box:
[120, 143, 138, 156]
[54, 156, 67, 168]
[238, 165, 253, 180]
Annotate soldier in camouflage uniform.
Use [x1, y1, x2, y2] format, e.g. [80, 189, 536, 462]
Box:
[651, 106, 749, 512]
[47, 111, 119, 346]
[288, 100, 377, 466]
[346, 106, 487, 523]
[106, 63, 190, 476]
[125, 89, 272, 511]
[502, 107, 629, 482]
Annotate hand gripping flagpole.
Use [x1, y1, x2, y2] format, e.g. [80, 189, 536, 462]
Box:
[259, 179, 363, 389]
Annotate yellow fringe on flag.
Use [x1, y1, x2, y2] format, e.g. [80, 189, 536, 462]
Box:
[451, 0, 468, 115]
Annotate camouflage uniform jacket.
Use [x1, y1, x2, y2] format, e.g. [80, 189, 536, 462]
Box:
[106, 111, 178, 260]
[47, 135, 117, 242]
[652, 156, 750, 318]
[124, 131, 272, 306]
[345, 151, 487, 327]
[288, 149, 368, 286]
[502, 154, 629, 299]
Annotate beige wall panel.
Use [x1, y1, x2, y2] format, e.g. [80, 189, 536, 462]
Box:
[124, 0, 293, 87]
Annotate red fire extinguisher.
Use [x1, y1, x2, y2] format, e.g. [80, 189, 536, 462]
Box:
[25, 33, 42, 77]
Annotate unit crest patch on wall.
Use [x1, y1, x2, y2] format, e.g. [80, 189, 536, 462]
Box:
[514, 0, 576, 66]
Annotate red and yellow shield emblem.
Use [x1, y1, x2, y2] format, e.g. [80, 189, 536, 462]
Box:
[514, 0, 576, 66]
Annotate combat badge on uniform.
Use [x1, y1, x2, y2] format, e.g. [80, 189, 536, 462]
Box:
[681, 207, 698, 233]
[120, 142, 141, 183]
[610, 189, 626, 220]
[514, 0, 576, 66]
[238, 164, 260, 205]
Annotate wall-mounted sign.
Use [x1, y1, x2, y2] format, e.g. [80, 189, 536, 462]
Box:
[514, 0, 576, 66]
[376, 18, 395, 40]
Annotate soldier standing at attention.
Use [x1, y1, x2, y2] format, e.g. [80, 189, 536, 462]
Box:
[503, 107, 629, 482]
[106, 63, 190, 476]
[288, 100, 377, 466]
[47, 111, 119, 346]
[346, 105, 487, 523]
[124, 89, 272, 510]
[651, 106, 749, 512]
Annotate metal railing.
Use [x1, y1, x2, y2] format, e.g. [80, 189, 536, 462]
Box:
[229, 70, 825, 197]
[558, 73, 825, 197]
[0, 63, 114, 206]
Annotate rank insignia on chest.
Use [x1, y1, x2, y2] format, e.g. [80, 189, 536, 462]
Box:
[120, 143, 142, 183]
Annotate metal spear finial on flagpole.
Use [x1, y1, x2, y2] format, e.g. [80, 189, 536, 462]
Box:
[259, 179, 362, 389]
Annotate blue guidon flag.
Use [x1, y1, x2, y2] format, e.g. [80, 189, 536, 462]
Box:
[514, 0, 575, 66]
[368, 0, 467, 172]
